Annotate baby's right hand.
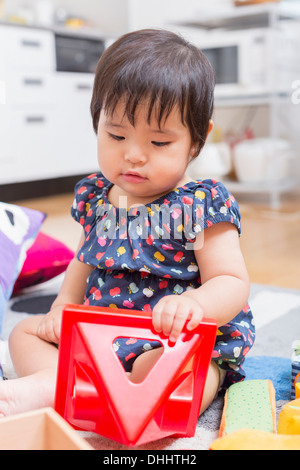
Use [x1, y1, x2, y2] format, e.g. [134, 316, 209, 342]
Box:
[37, 305, 63, 344]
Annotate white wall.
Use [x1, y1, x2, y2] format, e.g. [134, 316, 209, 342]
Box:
[126, 0, 213, 32]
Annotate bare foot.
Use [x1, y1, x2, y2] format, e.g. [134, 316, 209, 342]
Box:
[0, 368, 57, 417]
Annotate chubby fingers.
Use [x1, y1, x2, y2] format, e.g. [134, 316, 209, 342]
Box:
[152, 295, 204, 343]
[37, 313, 61, 344]
[37, 318, 55, 343]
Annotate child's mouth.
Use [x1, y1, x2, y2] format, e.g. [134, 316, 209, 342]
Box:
[122, 172, 147, 183]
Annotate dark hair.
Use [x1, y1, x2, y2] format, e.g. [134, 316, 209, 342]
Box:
[91, 28, 215, 156]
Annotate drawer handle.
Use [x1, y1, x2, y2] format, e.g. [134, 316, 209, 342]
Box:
[76, 84, 92, 91]
[23, 78, 44, 86]
[25, 116, 46, 124]
[21, 39, 41, 48]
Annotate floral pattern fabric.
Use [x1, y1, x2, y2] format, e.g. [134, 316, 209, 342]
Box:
[71, 172, 255, 389]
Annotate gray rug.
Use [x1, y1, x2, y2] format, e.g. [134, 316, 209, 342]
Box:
[1, 277, 299, 450]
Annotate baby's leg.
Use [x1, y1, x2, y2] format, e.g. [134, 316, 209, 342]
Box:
[129, 347, 163, 383]
[129, 349, 220, 415]
[0, 315, 59, 416]
[199, 360, 220, 414]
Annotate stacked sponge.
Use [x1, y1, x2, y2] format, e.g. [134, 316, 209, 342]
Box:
[219, 379, 276, 437]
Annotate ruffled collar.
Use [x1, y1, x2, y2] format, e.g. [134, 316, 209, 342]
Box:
[97, 172, 209, 210]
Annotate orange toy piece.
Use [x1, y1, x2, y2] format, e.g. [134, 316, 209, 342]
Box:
[295, 373, 300, 399]
[54, 305, 217, 446]
[210, 429, 300, 451]
[278, 398, 300, 435]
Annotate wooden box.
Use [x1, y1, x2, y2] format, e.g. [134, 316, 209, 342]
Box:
[0, 407, 93, 450]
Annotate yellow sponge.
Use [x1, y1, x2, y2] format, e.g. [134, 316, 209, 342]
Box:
[210, 429, 300, 450]
[219, 380, 276, 437]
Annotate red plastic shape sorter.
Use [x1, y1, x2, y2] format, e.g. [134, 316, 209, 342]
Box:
[54, 304, 217, 446]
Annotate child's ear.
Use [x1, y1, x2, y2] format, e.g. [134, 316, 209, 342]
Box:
[190, 121, 214, 159]
[206, 120, 214, 140]
[190, 145, 198, 160]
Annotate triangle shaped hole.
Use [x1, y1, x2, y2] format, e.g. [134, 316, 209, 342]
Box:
[113, 336, 164, 383]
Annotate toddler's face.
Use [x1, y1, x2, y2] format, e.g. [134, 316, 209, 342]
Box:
[97, 100, 196, 206]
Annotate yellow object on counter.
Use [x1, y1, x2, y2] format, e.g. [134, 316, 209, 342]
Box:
[278, 398, 300, 435]
[65, 18, 86, 28]
[6, 15, 27, 24]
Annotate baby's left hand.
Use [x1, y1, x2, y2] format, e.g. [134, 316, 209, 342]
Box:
[152, 295, 204, 343]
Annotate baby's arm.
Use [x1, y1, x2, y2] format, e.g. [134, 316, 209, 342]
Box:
[152, 222, 250, 342]
[37, 232, 94, 343]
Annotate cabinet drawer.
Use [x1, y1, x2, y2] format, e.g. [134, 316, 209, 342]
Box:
[0, 108, 55, 183]
[2, 25, 55, 70]
[0, 157, 20, 184]
[11, 108, 56, 182]
[0, 111, 19, 184]
[7, 72, 53, 106]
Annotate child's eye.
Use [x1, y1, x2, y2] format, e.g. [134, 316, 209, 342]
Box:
[108, 133, 125, 142]
[152, 141, 170, 147]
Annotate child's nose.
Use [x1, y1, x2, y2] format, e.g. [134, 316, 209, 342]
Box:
[124, 146, 147, 164]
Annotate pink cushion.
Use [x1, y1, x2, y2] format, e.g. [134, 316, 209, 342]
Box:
[13, 232, 74, 293]
[0, 202, 45, 331]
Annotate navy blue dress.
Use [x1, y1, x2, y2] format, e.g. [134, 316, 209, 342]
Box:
[71, 172, 255, 389]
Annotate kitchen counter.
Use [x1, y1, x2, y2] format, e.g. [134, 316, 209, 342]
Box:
[0, 19, 113, 41]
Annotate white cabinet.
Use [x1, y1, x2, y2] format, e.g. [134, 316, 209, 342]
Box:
[0, 24, 99, 185]
[7, 72, 54, 106]
[0, 24, 56, 184]
[51, 73, 97, 178]
[2, 25, 55, 70]
[11, 109, 57, 181]
[0, 107, 16, 182]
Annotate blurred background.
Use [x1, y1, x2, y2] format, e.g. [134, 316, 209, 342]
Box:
[1, 0, 300, 289]
[1, 0, 300, 208]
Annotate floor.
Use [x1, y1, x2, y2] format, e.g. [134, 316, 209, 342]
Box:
[14, 190, 300, 291]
